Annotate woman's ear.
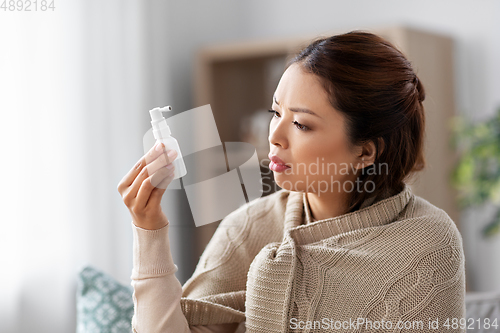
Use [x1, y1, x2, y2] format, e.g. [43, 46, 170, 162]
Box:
[355, 138, 384, 170]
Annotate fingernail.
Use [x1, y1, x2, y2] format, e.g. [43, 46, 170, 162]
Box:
[155, 143, 164, 152]
[166, 163, 174, 169]
[167, 150, 177, 160]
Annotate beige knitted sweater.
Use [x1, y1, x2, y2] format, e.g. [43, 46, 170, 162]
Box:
[131, 183, 466, 332]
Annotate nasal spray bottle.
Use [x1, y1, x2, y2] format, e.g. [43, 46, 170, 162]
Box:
[149, 106, 187, 179]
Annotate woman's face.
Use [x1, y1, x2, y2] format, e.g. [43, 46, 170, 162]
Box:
[268, 63, 363, 196]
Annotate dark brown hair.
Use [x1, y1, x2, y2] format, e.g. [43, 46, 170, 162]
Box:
[287, 30, 426, 212]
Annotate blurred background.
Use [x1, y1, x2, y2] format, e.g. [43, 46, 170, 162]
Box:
[1, 0, 499, 332]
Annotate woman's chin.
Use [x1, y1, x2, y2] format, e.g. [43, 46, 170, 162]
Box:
[274, 174, 304, 192]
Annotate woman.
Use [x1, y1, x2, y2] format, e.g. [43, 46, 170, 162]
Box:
[117, 31, 466, 333]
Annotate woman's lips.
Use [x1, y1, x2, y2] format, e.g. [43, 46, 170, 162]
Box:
[268, 153, 291, 173]
[269, 161, 290, 172]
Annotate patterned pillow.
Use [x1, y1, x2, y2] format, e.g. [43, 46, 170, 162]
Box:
[76, 265, 134, 333]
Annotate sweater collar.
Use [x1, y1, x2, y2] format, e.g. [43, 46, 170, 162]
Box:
[283, 183, 414, 246]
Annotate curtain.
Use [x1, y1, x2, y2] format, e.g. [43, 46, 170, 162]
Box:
[0, 1, 168, 331]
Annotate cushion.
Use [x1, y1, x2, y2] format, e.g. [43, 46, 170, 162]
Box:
[76, 265, 134, 333]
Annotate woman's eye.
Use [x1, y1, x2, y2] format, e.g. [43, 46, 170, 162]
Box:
[268, 109, 280, 118]
[268, 109, 309, 131]
[293, 120, 309, 131]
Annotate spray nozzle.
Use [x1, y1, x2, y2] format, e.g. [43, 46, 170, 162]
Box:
[149, 106, 173, 139]
[149, 106, 172, 121]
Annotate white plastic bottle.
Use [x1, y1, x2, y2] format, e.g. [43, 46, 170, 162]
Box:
[149, 106, 187, 179]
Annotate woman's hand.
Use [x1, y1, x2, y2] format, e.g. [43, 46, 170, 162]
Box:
[117, 142, 178, 230]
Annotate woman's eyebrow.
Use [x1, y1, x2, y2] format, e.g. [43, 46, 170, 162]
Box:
[273, 95, 322, 118]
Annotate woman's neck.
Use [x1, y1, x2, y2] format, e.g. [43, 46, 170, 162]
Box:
[306, 191, 350, 221]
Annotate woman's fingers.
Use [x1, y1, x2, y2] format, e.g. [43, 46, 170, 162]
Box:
[117, 142, 179, 230]
[135, 167, 175, 210]
[117, 142, 179, 215]
[146, 172, 176, 209]
[146, 149, 178, 177]
[117, 142, 170, 194]
[126, 165, 152, 200]
[127, 149, 177, 199]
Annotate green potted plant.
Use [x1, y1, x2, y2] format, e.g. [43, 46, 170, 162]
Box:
[450, 107, 500, 237]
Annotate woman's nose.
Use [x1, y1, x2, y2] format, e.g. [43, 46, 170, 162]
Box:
[269, 121, 288, 149]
